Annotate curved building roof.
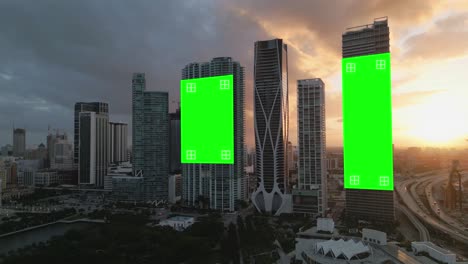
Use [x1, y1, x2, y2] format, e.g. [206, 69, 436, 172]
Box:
[315, 238, 370, 260]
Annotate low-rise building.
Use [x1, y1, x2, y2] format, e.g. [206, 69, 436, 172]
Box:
[411, 241, 456, 264]
[362, 228, 387, 246]
[34, 171, 58, 186]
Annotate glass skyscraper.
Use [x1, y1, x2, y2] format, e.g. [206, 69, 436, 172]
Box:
[132, 73, 169, 201]
[181, 57, 246, 212]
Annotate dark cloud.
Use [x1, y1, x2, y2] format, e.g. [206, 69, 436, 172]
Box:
[0, 0, 452, 147]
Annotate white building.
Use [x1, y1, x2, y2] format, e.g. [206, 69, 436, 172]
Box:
[104, 162, 133, 191]
[317, 218, 334, 233]
[362, 228, 387, 246]
[294, 78, 327, 216]
[159, 216, 194, 231]
[34, 171, 58, 186]
[412, 242, 456, 264]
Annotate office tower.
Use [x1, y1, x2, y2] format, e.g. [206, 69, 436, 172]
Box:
[169, 108, 181, 173]
[293, 78, 327, 216]
[252, 39, 290, 215]
[132, 73, 169, 201]
[342, 17, 394, 223]
[109, 122, 128, 164]
[78, 111, 109, 186]
[181, 57, 246, 211]
[13, 128, 26, 157]
[47, 130, 68, 168]
[74, 102, 108, 165]
[51, 136, 73, 170]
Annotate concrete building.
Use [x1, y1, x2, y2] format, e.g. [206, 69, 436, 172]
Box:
[0, 169, 6, 190]
[78, 111, 109, 187]
[13, 128, 26, 157]
[169, 174, 182, 204]
[159, 216, 194, 231]
[293, 78, 327, 217]
[109, 122, 128, 164]
[132, 73, 169, 201]
[252, 39, 290, 215]
[343, 17, 395, 223]
[169, 108, 181, 174]
[47, 131, 67, 168]
[1, 144, 13, 156]
[181, 57, 246, 211]
[104, 162, 132, 191]
[18, 170, 35, 186]
[411, 242, 456, 264]
[34, 171, 58, 186]
[362, 228, 387, 246]
[50, 138, 73, 170]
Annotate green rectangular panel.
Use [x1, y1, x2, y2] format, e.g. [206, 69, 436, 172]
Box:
[342, 52, 393, 190]
[181, 75, 234, 164]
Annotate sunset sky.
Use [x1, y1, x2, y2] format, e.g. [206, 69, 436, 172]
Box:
[1, 0, 468, 148]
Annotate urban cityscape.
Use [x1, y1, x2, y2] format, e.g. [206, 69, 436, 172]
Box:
[0, 1, 468, 264]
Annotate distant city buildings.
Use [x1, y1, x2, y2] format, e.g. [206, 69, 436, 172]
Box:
[132, 73, 169, 201]
[342, 17, 395, 223]
[109, 122, 128, 164]
[77, 107, 109, 187]
[251, 39, 291, 215]
[181, 57, 247, 211]
[293, 78, 327, 217]
[13, 128, 26, 157]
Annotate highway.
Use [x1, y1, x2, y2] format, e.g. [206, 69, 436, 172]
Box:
[425, 174, 468, 236]
[395, 203, 430, 241]
[396, 169, 468, 245]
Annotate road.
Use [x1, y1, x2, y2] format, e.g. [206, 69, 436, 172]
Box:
[396, 170, 468, 244]
[395, 203, 430, 241]
[425, 174, 468, 236]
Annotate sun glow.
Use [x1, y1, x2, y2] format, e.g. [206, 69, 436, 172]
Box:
[405, 90, 468, 145]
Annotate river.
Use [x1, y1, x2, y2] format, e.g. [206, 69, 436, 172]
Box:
[0, 222, 97, 255]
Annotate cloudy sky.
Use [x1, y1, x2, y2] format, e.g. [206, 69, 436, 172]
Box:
[1, 0, 468, 149]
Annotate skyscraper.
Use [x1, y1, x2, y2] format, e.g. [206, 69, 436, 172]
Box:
[293, 78, 327, 216]
[252, 39, 290, 215]
[181, 57, 246, 211]
[169, 108, 181, 173]
[78, 111, 109, 186]
[13, 128, 26, 157]
[74, 102, 108, 165]
[132, 73, 169, 201]
[109, 122, 128, 164]
[342, 17, 394, 223]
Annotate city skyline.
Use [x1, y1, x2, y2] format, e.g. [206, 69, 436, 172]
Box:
[1, 1, 468, 149]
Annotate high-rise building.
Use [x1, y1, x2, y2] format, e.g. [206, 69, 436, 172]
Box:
[74, 102, 108, 165]
[13, 128, 26, 157]
[181, 57, 246, 211]
[169, 108, 181, 174]
[132, 73, 169, 201]
[251, 39, 290, 215]
[78, 110, 109, 187]
[293, 78, 327, 216]
[342, 17, 394, 223]
[109, 122, 128, 164]
[47, 130, 67, 168]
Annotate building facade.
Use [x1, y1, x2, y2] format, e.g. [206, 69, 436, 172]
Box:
[78, 111, 109, 187]
[342, 17, 395, 223]
[13, 128, 26, 157]
[132, 73, 169, 201]
[293, 79, 327, 216]
[169, 108, 181, 174]
[181, 57, 246, 212]
[109, 122, 128, 164]
[251, 39, 290, 215]
[74, 102, 109, 165]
